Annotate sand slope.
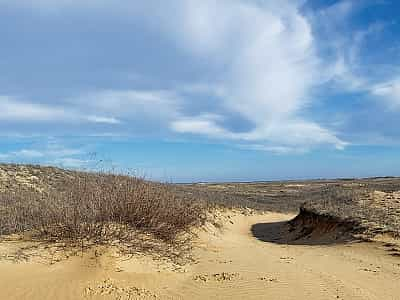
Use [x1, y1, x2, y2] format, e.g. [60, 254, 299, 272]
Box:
[0, 212, 399, 299]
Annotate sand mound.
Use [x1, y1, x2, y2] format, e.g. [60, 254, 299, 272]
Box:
[252, 207, 363, 245]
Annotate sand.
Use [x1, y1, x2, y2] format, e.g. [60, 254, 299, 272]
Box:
[0, 211, 399, 299]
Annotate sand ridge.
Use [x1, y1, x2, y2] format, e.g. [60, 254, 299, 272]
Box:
[0, 211, 399, 299]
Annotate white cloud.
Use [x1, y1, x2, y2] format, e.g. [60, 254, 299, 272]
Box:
[178, 83, 225, 97]
[171, 114, 233, 139]
[0, 149, 46, 160]
[86, 115, 121, 124]
[371, 79, 400, 108]
[239, 144, 308, 155]
[156, 0, 346, 150]
[51, 157, 88, 168]
[310, 1, 400, 113]
[72, 89, 181, 121]
[12, 149, 45, 158]
[171, 115, 347, 152]
[150, 1, 317, 120]
[316, 0, 354, 28]
[241, 120, 348, 150]
[0, 96, 69, 122]
[0, 0, 350, 152]
[42, 142, 84, 157]
[0, 96, 121, 124]
[0, 141, 85, 166]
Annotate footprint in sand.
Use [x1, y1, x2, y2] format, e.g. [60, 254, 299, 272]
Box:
[279, 256, 295, 263]
[193, 272, 240, 283]
[258, 276, 278, 283]
[208, 259, 233, 264]
[359, 267, 380, 274]
[84, 278, 157, 299]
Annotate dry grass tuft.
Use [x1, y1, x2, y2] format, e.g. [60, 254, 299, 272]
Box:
[0, 171, 206, 246]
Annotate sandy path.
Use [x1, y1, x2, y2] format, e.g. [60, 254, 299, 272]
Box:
[0, 212, 399, 299]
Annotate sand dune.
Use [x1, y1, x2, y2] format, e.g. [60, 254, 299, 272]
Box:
[0, 211, 399, 299]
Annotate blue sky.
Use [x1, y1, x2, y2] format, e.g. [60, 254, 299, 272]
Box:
[0, 0, 400, 182]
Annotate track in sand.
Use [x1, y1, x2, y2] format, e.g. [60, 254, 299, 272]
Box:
[0, 211, 399, 299]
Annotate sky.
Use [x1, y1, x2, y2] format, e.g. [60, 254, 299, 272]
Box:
[0, 0, 400, 182]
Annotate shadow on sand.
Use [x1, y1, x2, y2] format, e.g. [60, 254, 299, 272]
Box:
[251, 216, 358, 246]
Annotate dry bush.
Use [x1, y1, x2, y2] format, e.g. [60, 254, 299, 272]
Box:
[2, 163, 399, 247]
[172, 186, 269, 211]
[181, 180, 400, 238]
[303, 185, 400, 237]
[0, 172, 206, 245]
[301, 185, 363, 217]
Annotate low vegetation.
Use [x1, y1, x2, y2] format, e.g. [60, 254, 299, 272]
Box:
[303, 185, 400, 238]
[0, 165, 206, 248]
[181, 179, 400, 238]
[0, 164, 399, 255]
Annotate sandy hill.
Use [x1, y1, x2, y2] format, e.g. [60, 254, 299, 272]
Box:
[0, 164, 399, 299]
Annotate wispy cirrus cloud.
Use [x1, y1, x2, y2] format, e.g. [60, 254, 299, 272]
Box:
[309, 1, 400, 108]
[70, 89, 181, 121]
[170, 114, 233, 139]
[0, 96, 69, 122]
[0, 140, 87, 168]
[371, 79, 400, 109]
[1, 0, 398, 155]
[86, 116, 122, 125]
[0, 96, 121, 125]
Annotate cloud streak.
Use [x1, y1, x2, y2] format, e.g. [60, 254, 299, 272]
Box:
[0, 140, 87, 168]
[8, 0, 395, 152]
[0, 96, 69, 122]
[371, 79, 400, 109]
[0, 96, 122, 125]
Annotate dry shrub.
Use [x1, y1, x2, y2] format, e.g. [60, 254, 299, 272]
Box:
[181, 181, 400, 237]
[0, 172, 206, 244]
[302, 185, 363, 218]
[302, 185, 400, 237]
